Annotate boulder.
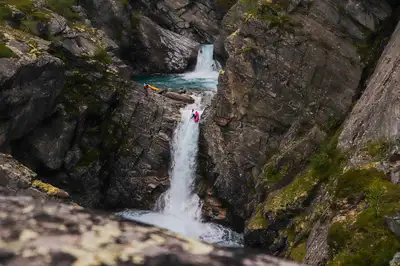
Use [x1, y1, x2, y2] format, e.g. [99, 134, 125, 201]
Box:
[164, 91, 195, 103]
[0, 187, 304, 266]
[131, 16, 199, 74]
[132, 0, 226, 43]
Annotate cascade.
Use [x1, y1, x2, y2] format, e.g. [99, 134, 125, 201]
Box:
[119, 45, 242, 247]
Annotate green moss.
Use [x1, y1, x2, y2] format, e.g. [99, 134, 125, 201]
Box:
[265, 169, 319, 212]
[240, 46, 254, 53]
[328, 168, 400, 266]
[263, 162, 291, 189]
[0, 5, 13, 21]
[365, 139, 389, 159]
[6, 0, 35, 14]
[0, 43, 16, 58]
[44, 0, 80, 21]
[289, 241, 307, 262]
[334, 168, 386, 199]
[309, 130, 345, 181]
[92, 47, 112, 64]
[327, 221, 351, 254]
[31, 180, 60, 195]
[130, 12, 141, 30]
[264, 131, 345, 213]
[120, 0, 129, 6]
[248, 204, 268, 230]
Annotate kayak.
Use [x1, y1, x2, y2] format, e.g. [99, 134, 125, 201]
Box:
[148, 84, 160, 91]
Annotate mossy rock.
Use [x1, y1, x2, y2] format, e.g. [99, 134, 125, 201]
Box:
[31, 180, 69, 198]
[328, 168, 400, 266]
[0, 42, 16, 58]
[365, 139, 389, 159]
[247, 204, 268, 230]
[334, 168, 386, 199]
[0, 5, 13, 21]
[265, 169, 319, 213]
[92, 46, 112, 64]
[44, 0, 80, 21]
[289, 241, 307, 263]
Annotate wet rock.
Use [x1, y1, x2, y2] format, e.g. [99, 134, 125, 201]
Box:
[164, 91, 195, 103]
[0, 187, 304, 266]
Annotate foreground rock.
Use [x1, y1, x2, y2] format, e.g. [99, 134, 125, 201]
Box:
[164, 91, 195, 103]
[0, 187, 302, 266]
[0, 153, 69, 199]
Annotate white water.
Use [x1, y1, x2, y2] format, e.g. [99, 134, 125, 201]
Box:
[119, 45, 243, 247]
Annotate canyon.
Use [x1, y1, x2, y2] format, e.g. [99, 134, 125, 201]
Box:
[1, 0, 400, 265]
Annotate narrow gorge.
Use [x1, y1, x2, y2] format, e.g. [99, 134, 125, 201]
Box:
[1, 0, 400, 265]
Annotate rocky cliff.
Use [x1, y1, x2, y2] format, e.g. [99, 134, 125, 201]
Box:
[199, 0, 400, 265]
[0, 0, 208, 210]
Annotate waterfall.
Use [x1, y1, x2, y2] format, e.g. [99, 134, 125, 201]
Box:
[118, 45, 243, 246]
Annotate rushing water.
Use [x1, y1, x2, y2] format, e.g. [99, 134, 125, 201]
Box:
[133, 44, 221, 90]
[118, 45, 243, 247]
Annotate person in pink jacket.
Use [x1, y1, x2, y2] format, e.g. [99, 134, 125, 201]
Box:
[191, 109, 200, 123]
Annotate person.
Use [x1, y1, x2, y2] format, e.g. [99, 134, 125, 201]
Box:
[143, 83, 149, 96]
[191, 109, 200, 123]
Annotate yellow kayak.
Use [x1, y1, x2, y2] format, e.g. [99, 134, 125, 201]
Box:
[148, 84, 160, 91]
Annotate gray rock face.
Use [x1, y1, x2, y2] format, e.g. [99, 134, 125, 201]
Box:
[304, 221, 330, 266]
[0, 54, 65, 148]
[134, 0, 225, 42]
[14, 106, 76, 171]
[0, 153, 36, 191]
[0, 186, 304, 266]
[134, 16, 199, 74]
[338, 19, 400, 152]
[100, 83, 182, 209]
[80, 0, 201, 74]
[199, 0, 390, 221]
